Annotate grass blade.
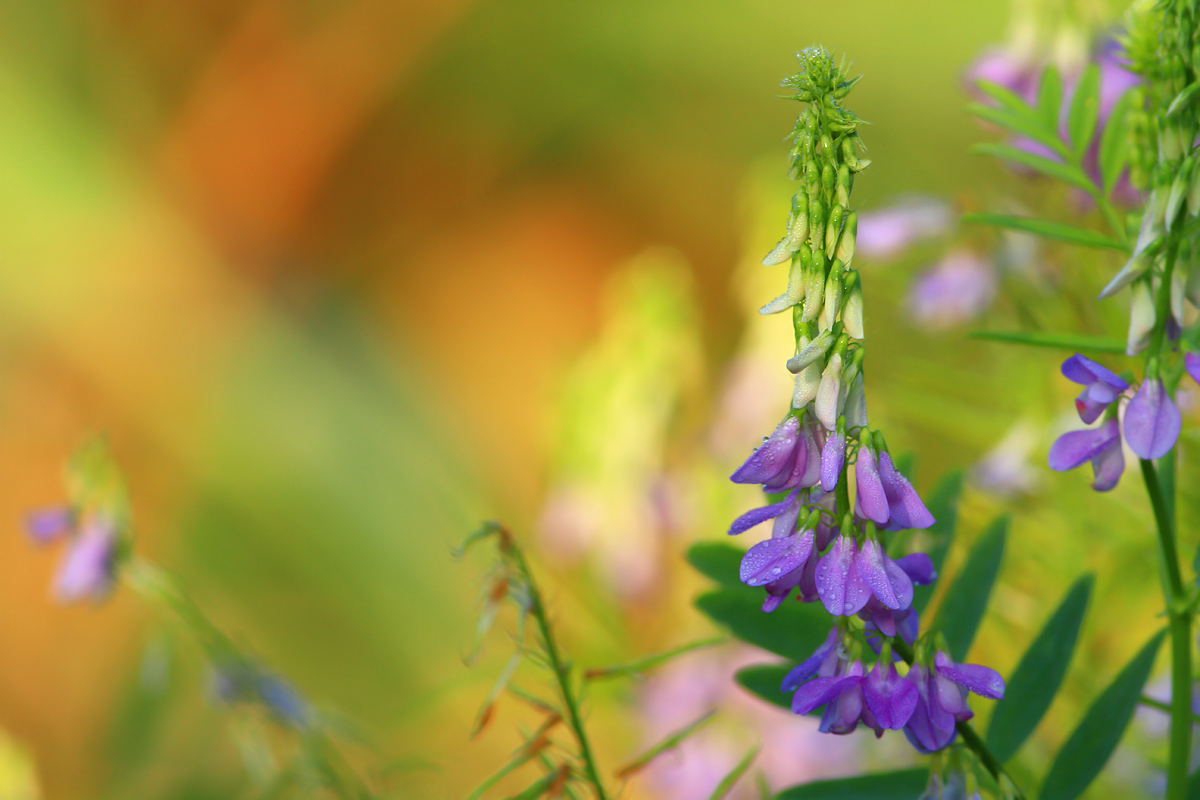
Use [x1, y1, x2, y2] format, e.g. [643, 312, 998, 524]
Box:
[585, 636, 726, 680]
[706, 744, 760, 800]
[961, 212, 1125, 251]
[969, 143, 1094, 192]
[968, 330, 1127, 354]
[615, 712, 715, 779]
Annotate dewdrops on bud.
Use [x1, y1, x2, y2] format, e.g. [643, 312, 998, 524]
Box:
[836, 211, 857, 265]
[815, 350, 845, 430]
[761, 253, 808, 314]
[793, 360, 823, 408]
[825, 204, 845, 258]
[1126, 280, 1156, 355]
[842, 272, 864, 339]
[821, 259, 845, 331]
[803, 250, 827, 322]
[787, 330, 835, 373]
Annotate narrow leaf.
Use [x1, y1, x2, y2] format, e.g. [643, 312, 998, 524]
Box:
[968, 330, 1127, 354]
[687, 542, 745, 589]
[1041, 631, 1166, 800]
[1067, 64, 1100, 154]
[695, 589, 832, 661]
[1037, 67, 1063, 132]
[707, 744, 760, 800]
[961, 212, 1125, 251]
[969, 143, 1094, 192]
[933, 516, 1007, 662]
[735, 664, 794, 711]
[1167, 83, 1200, 118]
[1099, 93, 1133, 194]
[504, 765, 570, 800]
[776, 769, 928, 800]
[585, 636, 726, 680]
[987, 574, 1094, 762]
[616, 712, 715, 779]
[975, 79, 1040, 119]
[967, 103, 1066, 157]
[910, 471, 965, 616]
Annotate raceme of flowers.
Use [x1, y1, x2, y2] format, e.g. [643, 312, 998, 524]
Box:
[729, 47, 1004, 751]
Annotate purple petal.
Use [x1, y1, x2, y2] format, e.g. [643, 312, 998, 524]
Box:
[860, 597, 896, 637]
[796, 552, 820, 603]
[764, 427, 809, 492]
[1061, 354, 1128, 391]
[863, 661, 919, 730]
[854, 447, 890, 525]
[1048, 419, 1120, 471]
[731, 417, 801, 484]
[728, 490, 799, 535]
[791, 674, 860, 715]
[1186, 353, 1200, 386]
[935, 652, 1006, 700]
[896, 607, 920, 644]
[816, 536, 871, 616]
[54, 521, 117, 604]
[819, 681, 864, 735]
[902, 668, 956, 753]
[820, 428, 845, 492]
[877, 452, 935, 530]
[795, 423, 824, 490]
[781, 628, 839, 691]
[740, 531, 814, 587]
[855, 539, 913, 610]
[771, 496, 803, 539]
[26, 506, 75, 546]
[1124, 379, 1182, 459]
[1075, 385, 1115, 424]
[1090, 433, 1125, 492]
[894, 553, 936, 585]
[760, 562, 804, 608]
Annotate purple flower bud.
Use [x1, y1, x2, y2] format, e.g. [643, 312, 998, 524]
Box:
[933, 651, 1005, 700]
[740, 531, 814, 587]
[1048, 417, 1125, 491]
[791, 667, 861, 717]
[54, 519, 118, 604]
[815, 535, 871, 616]
[731, 417, 800, 485]
[25, 506, 75, 546]
[1061, 354, 1129, 423]
[894, 553, 937, 585]
[1186, 352, 1200, 386]
[256, 674, 312, 729]
[854, 445, 890, 525]
[819, 661, 868, 735]
[781, 627, 840, 691]
[1124, 379, 1182, 460]
[855, 539, 914, 611]
[727, 489, 800, 536]
[863, 659, 919, 731]
[820, 427, 845, 491]
[764, 424, 816, 493]
[877, 452, 935, 531]
[904, 653, 1004, 753]
[760, 566, 804, 612]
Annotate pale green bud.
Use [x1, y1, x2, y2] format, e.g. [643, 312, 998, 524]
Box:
[841, 136, 870, 172]
[760, 247, 809, 314]
[821, 162, 835, 199]
[841, 272, 864, 338]
[1171, 266, 1185, 327]
[1187, 160, 1200, 217]
[792, 360, 822, 408]
[844, 371, 867, 428]
[820, 258, 845, 331]
[1166, 157, 1193, 231]
[802, 249, 827, 322]
[836, 164, 851, 207]
[808, 197, 826, 251]
[1099, 211, 1160, 299]
[815, 350, 844, 430]
[835, 210, 857, 265]
[787, 329, 835, 373]
[1126, 280, 1156, 356]
[824, 204, 845, 257]
[1186, 261, 1200, 309]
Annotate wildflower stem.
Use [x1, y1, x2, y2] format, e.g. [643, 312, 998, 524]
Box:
[1139, 457, 1191, 800]
[1140, 693, 1200, 725]
[503, 530, 609, 800]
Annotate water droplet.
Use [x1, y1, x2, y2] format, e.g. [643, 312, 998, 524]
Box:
[772, 567, 781, 575]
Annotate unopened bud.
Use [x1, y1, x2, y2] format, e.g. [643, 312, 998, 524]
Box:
[835, 210, 857, 265]
[1187, 161, 1200, 217]
[787, 329, 835, 373]
[808, 197, 826, 251]
[836, 164, 851, 207]
[1171, 266, 1185, 328]
[760, 247, 809, 314]
[1187, 261, 1200, 310]
[821, 259, 845, 331]
[824, 204, 845, 257]
[1166, 157, 1193, 231]
[821, 163, 835, 199]
[844, 371, 868, 428]
[792, 360, 822, 408]
[803, 249, 827, 322]
[1126, 280, 1156, 356]
[841, 136, 870, 172]
[815, 349, 845, 430]
[841, 272, 864, 338]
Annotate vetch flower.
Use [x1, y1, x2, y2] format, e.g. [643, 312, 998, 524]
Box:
[907, 252, 996, 328]
[820, 422, 845, 492]
[815, 535, 871, 616]
[1186, 352, 1200, 385]
[1124, 378, 1182, 459]
[781, 627, 840, 691]
[862, 659, 919, 732]
[791, 660, 871, 735]
[740, 530, 815, 588]
[54, 519, 118, 603]
[1048, 417, 1125, 491]
[854, 441, 890, 525]
[904, 652, 1005, 753]
[855, 197, 952, 260]
[1061, 353, 1129, 423]
[731, 416, 802, 485]
[877, 452, 936, 531]
[25, 506, 75, 546]
[727, 489, 801, 537]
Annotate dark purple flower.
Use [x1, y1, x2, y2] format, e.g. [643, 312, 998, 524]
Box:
[732, 416, 801, 485]
[1061, 354, 1129, 423]
[1186, 353, 1200, 386]
[856, 539, 914, 611]
[740, 530, 815, 588]
[854, 444, 890, 525]
[25, 506, 75, 546]
[54, 519, 118, 603]
[859, 554, 933, 637]
[863, 659, 919, 731]
[904, 652, 1004, 753]
[1124, 379, 1182, 459]
[1048, 417, 1125, 491]
[877, 453, 936, 531]
[791, 660, 870, 735]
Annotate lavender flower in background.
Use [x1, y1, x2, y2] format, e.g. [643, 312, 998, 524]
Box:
[855, 197, 953, 261]
[53, 519, 118, 603]
[971, 421, 1039, 497]
[1186, 352, 1200, 386]
[25, 506, 75, 545]
[907, 252, 997, 329]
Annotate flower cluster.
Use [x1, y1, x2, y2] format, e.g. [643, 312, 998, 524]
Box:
[730, 48, 1004, 750]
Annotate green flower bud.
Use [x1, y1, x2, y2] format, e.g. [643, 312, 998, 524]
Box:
[808, 197, 826, 251]
[820, 258, 845, 331]
[1166, 158, 1193, 231]
[1171, 265, 1186, 328]
[843, 371, 867, 429]
[802, 249, 827, 322]
[836, 164, 851, 207]
[760, 246, 809, 314]
[805, 160, 821, 202]
[821, 162, 836, 200]
[841, 136, 870, 172]
[841, 271, 864, 339]
[824, 203, 845, 257]
[815, 349, 844, 430]
[835, 210, 857, 265]
[1187, 159, 1200, 217]
[787, 329, 835, 374]
[1186, 259, 1200, 310]
[1126, 279, 1156, 356]
[792, 360, 822, 408]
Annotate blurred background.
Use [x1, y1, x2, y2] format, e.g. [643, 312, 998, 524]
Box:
[0, 0, 1193, 797]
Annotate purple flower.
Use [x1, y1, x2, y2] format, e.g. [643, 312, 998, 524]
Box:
[904, 652, 1005, 753]
[1061, 354, 1129, 424]
[877, 453, 936, 531]
[820, 427, 845, 492]
[727, 489, 801, 536]
[25, 506, 75, 546]
[732, 416, 801, 485]
[964, 47, 1039, 103]
[816, 536, 914, 616]
[211, 660, 312, 729]
[854, 444, 890, 525]
[863, 659, 919, 732]
[54, 519, 118, 603]
[781, 628, 840, 691]
[855, 197, 953, 260]
[1048, 417, 1125, 491]
[1186, 353, 1200, 386]
[859, 554, 934, 637]
[740, 530, 815, 588]
[791, 660, 870, 735]
[907, 252, 997, 328]
[1124, 378, 1182, 459]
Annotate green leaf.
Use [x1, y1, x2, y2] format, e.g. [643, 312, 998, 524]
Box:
[735, 664, 794, 711]
[1041, 631, 1166, 800]
[585, 636, 726, 680]
[961, 212, 1126, 251]
[967, 103, 1066, 157]
[695, 589, 832, 661]
[707, 744, 760, 800]
[1187, 764, 1200, 800]
[975, 80, 1039, 118]
[1099, 92, 1133, 195]
[1067, 64, 1100, 154]
[933, 515, 1007, 662]
[616, 712, 715, 779]
[687, 542, 744, 589]
[967, 330, 1127, 354]
[910, 471, 965, 616]
[969, 143, 1094, 192]
[1167, 83, 1200, 118]
[1037, 67, 1063, 132]
[776, 769, 928, 800]
[986, 574, 1094, 762]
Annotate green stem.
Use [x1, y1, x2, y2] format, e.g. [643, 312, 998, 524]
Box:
[1140, 458, 1191, 800]
[1140, 693, 1200, 725]
[507, 539, 609, 800]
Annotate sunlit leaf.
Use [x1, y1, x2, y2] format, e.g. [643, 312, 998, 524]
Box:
[974, 80, 1039, 119]
[933, 516, 1007, 662]
[987, 574, 1094, 762]
[1037, 67, 1063, 132]
[967, 330, 1127, 354]
[1067, 64, 1100, 154]
[734, 664, 793, 711]
[1041, 631, 1166, 800]
[695, 589, 832, 661]
[969, 143, 1093, 192]
[961, 212, 1125, 251]
[776, 769, 928, 800]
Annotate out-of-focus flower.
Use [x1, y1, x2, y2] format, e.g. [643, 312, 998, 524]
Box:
[971, 421, 1040, 497]
[855, 197, 953, 261]
[211, 660, 313, 729]
[965, 47, 1040, 103]
[1186, 352, 1200, 385]
[25, 505, 75, 546]
[907, 252, 997, 329]
[54, 519, 118, 603]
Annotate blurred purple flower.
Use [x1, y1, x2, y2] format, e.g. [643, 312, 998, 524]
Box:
[1049, 416, 1125, 491]
[971, 422, 1039, 497]
[964, 47, 1039, 103]
[1124, 378, 1182, 460]
[1186, 353, 1200, 386]
[855, 197, 953, 260]
[54, 519, 118, 603]
[907, 252, 997, 329]
[25, 506, 75, 546]
[853, 444, 889, 525]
